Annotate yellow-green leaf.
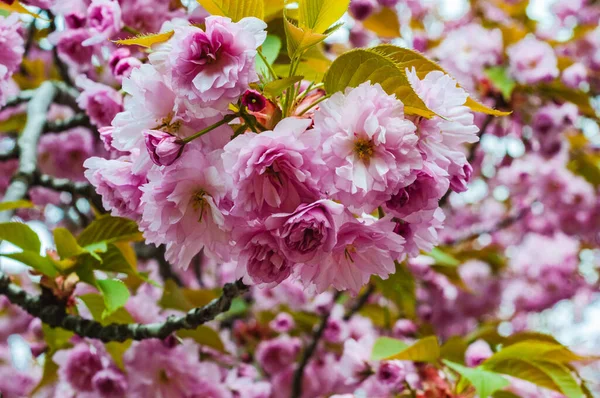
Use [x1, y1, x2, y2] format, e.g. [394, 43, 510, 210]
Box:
[298, 0, 350, 34]
[0, 1, 47, 19]
[106, 341, 131, 371]
[78, 216, 143, 249]
[257, 34, 282, 76]
[284, 16, 329, 59]
[159, 279, 218, 312]
[0, 222, 41, 252]
[114, 31, 174, 48]
[54, 228, 86, 260]
[0, 200, 34, 212]
[441, 336, 469, 364]
[177, 326, 225, 353]
[379, 335, 440, 363]
[375, 261, 416, 319]
[323, 48, 436, 118]
[96, 279, 130, 319]
[484, 341, 586, 365]
[197, 0, 264, 21]
[464, 97, 512, 116]
[264, 76, 303, 98]
[362, 7, 400, 38]
[3, 251, 58, 277]
[79, 293, 135, 325]
[444, 360, 510, 398]
[372, 337, 409, 361]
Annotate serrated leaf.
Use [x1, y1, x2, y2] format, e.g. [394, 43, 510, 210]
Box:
[371, 337, 409, 361]
[372, 44, 511, 116]
[3, 251, 58, 277]
[485, 66, 516, 101]
[53, 228, 85, 259]
[298, 0, 349, 34]
[324, 48, 436, 119]
[197, 0, 264, 21]
[78, 216, 143, 250]
[0, 200, 34, 212]
[484, 359, 585, 398]
[377, 335, 440, 363]
[177, 326, 225, 353]
[284, 15, 329, 59]
[0, 222, 41, 252]
[484, 341, 586, 365]
[114, 31, 174, 48]
[444, 360, 510, 398]
[264, 76, 303, 98]
[503, 332, 561, 347]
[375, 261, 416, 319]
[96, 279, 130, 319]
[362, 7, 400, 38]
[79, 293, 135, 325]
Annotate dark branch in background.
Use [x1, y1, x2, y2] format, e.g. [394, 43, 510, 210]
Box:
[45, 113, 92, 133]
[156, 245, 183, 287]
[343, 284, 375, 321]
[33, 173, 104, 212]
[0, 146, 19, 161]
[0, 270, 248, 342]
[0, 82, 57, 222]
[193, 251, 205, 288]
[291, 292, 342, 398]
[0, 90, 34, 110]
[48, 11, 74, 88]
[444, 207, 530, 246]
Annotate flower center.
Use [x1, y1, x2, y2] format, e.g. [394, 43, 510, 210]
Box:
[354, 138, 375, 162]
[192, 189, 207, 222]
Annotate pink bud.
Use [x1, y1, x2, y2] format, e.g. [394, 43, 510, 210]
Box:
[143, 130, 185, 166]
[350, 0, 377, 21]
[465, 340, 493, 367]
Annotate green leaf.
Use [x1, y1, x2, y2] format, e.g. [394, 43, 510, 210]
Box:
[0, 200, 34, 212]
[85, 244, 138, 276]
[257, 34, 282, 76]
[441, 336, 469, 364]
[159, 279, 218, 312]
[78, 216, 142, 251]
[362, 7, 400, 38]
[264, 76, 304, 98]
[177, 326, 225, 353]
[197, 0, 264, 21]
[485, 66, 516, 101]
[444, 360, 510, 398]
[114, 31, 174, 48]
[79, 293, 135, 325]
[105, 341, 131, 371]
[484, 359, 585, 398]
[483, 341, 586, 365]
[427, 247, 461, 267]
[372, 44, 511, 117]
[503, 332, 561, 347]
[323, 48, 436, 119]
[43, 324, 74, 352]
[371, 337, 409, 361]
[0, 222, 41, 252]
[3, 251, 58, 277]
[53, 228, 86, 259]
[492, 392, 523, 398]
[298, 0, 350, 34]
[374, 336, 440, 363]
[375, 261, 416, 318]
[284, 15, 329, 59]
[96, 279, 130, 319]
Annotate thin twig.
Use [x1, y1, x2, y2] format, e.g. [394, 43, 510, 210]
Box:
[0, 82, 58, 222]
[45, 113, 92, 133]
[343, 284, 375, 321]
[291, 291, 341, 398]
[0, 270, 247, 342]
[1, 90, 35, 110]
[192, 251, 204, 288]
[156, 245, 183, 287]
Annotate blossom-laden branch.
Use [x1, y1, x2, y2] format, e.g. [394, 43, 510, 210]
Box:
[0, 270, 248, 342]
[0, 81, 57, 222]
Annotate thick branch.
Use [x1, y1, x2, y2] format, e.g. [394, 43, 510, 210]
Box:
[291, 292, 341, 398]
[0, 270, 248, 342]
[0, 82, 58, 222]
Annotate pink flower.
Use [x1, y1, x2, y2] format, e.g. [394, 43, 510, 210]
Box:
[92, 369, 128, 397]
[393, 208, 445, 256]
[0, 14, 24, 76]
[507, 36, 559, 84]
[143, 129, 185, 166]
[154, 16, 266, 116]
[376, 360, 407, 387]
[76, 75, 123, 127]
[51, 28, 95, 67]
[0, 158, 18, 195]
[349, 0, 377, 20]
[465, 340, 493, 367]
[140, 148, 233, 267]
[313, 82, 422, 212]
[235, 223, 294, 286]
[265, 200, 345, 264]
[270, 312, 295, 333]
[561, 62, 588, 88]
[407, 69, 479, 193]
[84, 0, 123, 45]
[223, 118, 322, 218]
[255, 336, 301, 375]
[84, 154, 146, 219]
[301, 217, 405, 293]
[113, 56, 142, 81]
[38, 127, 95, 180]
[54, 343, 105, 392]
[339, 335, 375, 384]
[385, 163, 449, 219]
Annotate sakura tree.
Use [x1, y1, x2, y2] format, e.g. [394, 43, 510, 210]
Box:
[0, 0, 599, 397]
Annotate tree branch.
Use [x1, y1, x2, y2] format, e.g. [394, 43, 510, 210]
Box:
[291, 292, 341, 398]
[343, 284, 375, 321]
[0, 82, 58, 222]
[45, 113, 92, 133]
[1, 90, 35, 110]
[156, 245, 184, 287]
[0, 270, 248, 342]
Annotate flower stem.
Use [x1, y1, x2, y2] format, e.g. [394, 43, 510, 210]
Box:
[257, 49, 278, 81]
[180, 114, 237, 144]
[296, 94, 329, 116]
